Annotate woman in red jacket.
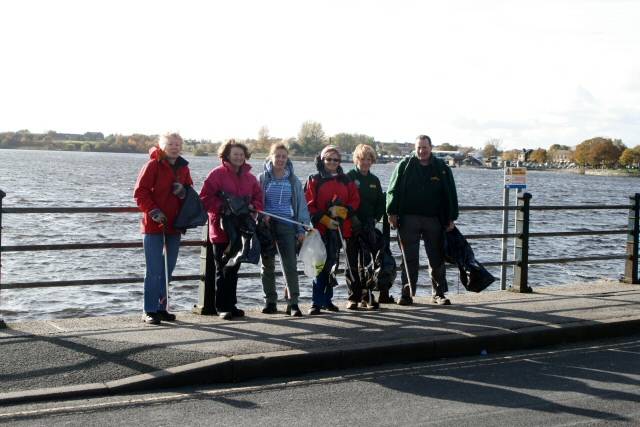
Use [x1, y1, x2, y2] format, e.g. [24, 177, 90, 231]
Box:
[134, 132, 193, 325]
[305, 145, 360, 315]
[200, 139, 264, 320]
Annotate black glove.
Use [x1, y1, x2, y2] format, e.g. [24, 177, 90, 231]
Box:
[149, 208, 167, 224]
[172, 182, 186, 199]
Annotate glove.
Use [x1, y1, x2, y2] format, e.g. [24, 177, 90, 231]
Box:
[149, 208, 167, 224]
[328, 205, 348, 220]
[172, 182, 186, 199]
[320, 215, 339, 230]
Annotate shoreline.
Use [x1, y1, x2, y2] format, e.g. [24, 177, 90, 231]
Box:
[2, 147, 639, 176]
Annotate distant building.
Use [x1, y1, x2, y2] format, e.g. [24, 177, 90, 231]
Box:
[550, 149, 572, 164]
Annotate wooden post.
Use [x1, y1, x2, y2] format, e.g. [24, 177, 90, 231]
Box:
[192, 222, 217, 314]
[624, 193, 640, 284]
[0, 189, 6, 328]
[512, 192, 533, 293]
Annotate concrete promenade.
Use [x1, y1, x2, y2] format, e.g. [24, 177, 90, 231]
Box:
[1, 280, 639, 405]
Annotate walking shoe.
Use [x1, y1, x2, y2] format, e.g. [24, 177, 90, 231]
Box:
[287, 304, 303, 317]
[261, 303, 277, 314]
[397, 296, 413, 306]
[231, 307, 245, 317]
[218, 311, 232, 320]
[364, 299, 380, 310]
[431, 295, 451, 305]
[157, 310, 176, 321]
[325, 302, 340, 312]
[308, 305, 322, 315]
[142, 312, 161, 325]
[346, 301, 358, 310]
[378, 290, 396, 304]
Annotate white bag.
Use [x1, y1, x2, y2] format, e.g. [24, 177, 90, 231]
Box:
[299, 229, 327, 278]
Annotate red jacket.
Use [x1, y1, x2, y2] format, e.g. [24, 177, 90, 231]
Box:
[305, 173, 360, 238]
[133, 146, 193, 235]
[200, 161, 264, 244]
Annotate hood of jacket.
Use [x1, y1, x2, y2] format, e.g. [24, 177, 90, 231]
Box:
[314, 154, 344, 178]
[148, 146, 189, 168]
[222, 160, 252, 175]
[263, 158, 293, 180]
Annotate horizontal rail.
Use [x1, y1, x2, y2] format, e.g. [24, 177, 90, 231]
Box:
[528, 229, 628, 238]
[1, 207, 140, 214]
[527, 254, 628, 265]
[0, 260, 534, 290]
[2, 253, 627, 290]
[1, 240, 205, 252]
[2, 203, 631, 215]
[529, 205, 631, 211]
[1, 229, 627, 252]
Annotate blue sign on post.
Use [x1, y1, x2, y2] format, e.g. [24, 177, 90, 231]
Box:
[504, 167, 527, 189]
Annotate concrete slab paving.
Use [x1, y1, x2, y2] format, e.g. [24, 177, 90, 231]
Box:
[1, 280, 639, 404]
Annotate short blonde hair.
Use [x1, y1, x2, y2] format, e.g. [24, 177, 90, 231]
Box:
[269, 142, 288, 159]
[218, 139, 251, 161]
[353, 143, 377, 164]
[159, 132, 183, 149]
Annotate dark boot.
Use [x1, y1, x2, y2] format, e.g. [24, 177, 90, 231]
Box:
[262, 303, 277, 314]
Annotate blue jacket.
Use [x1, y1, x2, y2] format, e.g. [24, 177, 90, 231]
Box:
[258, 159, 310, 236]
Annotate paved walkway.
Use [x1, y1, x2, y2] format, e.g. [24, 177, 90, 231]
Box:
[1, 280, 639, 404]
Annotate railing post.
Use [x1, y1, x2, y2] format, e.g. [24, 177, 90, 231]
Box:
[512, 192, 533, 293]
[624, 193, 640, 284]
[0, 189, 6, 328]
[192, 222, 217, 314]
[500, 186, 510, 290]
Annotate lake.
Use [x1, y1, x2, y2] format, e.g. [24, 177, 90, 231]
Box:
[0, 149, 636, 322]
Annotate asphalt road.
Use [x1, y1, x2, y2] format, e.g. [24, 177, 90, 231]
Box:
[2, 335, 639, 426]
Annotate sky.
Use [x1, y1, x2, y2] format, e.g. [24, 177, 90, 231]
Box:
[1, 0, 639, 149]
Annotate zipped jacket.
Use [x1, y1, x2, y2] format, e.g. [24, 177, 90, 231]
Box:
[133, 146, 193, 235]
[199, 161, 264, 244]
[386, 154, 459, 224]
[258, 158, 310, 236]
[305, 157, 360, 238]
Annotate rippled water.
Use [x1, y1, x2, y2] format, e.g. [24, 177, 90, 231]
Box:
[0, 149, 636, 322]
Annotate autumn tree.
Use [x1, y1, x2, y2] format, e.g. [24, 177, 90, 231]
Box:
[501, 149, 520, 162]
[298, 121, 326, 155]
[483, 143, 499, 158]
[575, 137, 625, 167]
[619, 146, 640, 168]
[529, 148, 548, 164]
[331, 133, 374, 153]
[434, 143, 458, 151]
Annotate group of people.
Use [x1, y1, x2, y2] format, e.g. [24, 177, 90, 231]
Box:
[134, 133, 459, 324]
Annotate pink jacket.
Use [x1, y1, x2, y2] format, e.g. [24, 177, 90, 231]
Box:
[199, 161, 264, 244]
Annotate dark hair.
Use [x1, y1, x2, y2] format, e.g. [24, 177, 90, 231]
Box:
[416, 134, 432, 146]
[218, 139, 251, 161]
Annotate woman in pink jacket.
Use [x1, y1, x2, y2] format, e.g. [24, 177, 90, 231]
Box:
[200, 139, 263, 320]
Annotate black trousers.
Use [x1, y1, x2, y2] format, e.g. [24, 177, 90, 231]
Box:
[212, 243, 242, 312]
[346, 237, 365, 302]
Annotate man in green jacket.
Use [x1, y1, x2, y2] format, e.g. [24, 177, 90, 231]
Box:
[386, 134, 459, 305]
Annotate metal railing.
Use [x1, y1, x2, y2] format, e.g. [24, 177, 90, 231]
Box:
[1, 190, 638, 320]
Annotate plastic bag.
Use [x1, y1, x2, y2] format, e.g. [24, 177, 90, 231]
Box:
[299, 229, 326, 278]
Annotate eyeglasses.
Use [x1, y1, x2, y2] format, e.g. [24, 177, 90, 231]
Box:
[324, 158, 341, 163]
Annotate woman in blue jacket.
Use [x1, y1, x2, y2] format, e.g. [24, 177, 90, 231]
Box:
[258, 143, 311, 317]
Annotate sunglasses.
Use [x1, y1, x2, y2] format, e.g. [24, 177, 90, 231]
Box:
[324, 157, 341, 163]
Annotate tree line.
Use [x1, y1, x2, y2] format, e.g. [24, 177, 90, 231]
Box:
[2, 126, 638, 168]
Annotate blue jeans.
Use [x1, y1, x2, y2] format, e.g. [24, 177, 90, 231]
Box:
[312, 270, 334, 308]
[143, 233, 181, 313]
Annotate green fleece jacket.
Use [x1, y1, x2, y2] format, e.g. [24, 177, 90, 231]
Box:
[386, 154, 459, 223]
[347, 168, 385, 222]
